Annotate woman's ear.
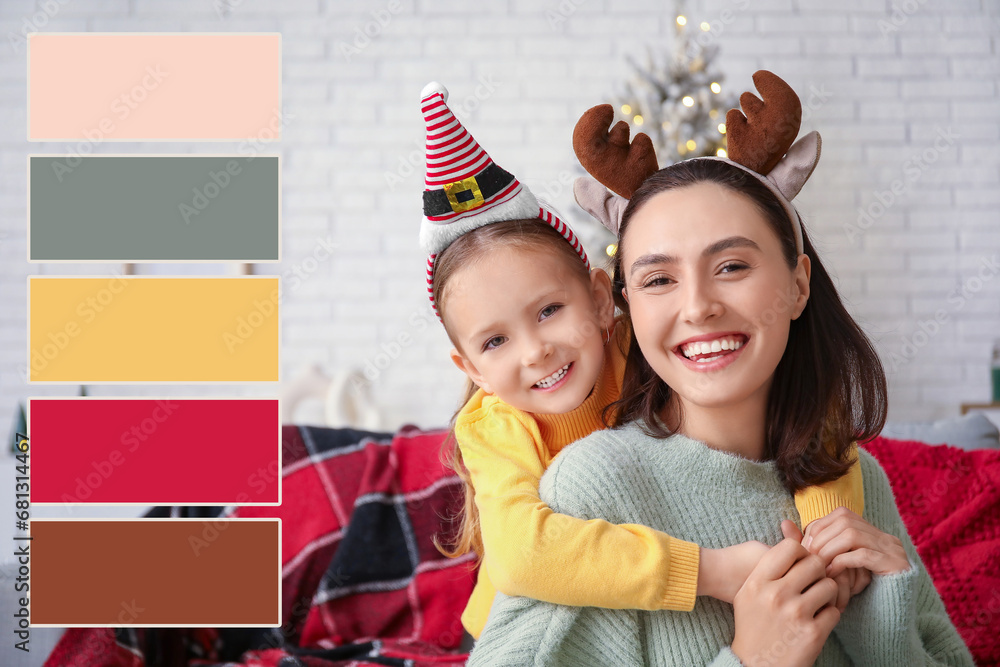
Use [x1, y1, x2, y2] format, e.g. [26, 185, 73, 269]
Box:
[791, 253, 811, 320]
[589, 268, 615, 327]
[450, 348, 492, 394]
[621, 286, 629, 304]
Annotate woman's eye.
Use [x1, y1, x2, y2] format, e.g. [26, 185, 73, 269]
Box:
[641, 275, 673, 288]
[540, 304, 562, 319]
[483, 336, 506, 351]
[720, 262, 750, 274]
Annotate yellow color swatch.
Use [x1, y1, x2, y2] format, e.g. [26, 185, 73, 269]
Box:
[29, 277, 279, 382]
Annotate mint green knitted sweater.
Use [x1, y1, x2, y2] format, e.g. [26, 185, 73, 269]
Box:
[468, 422, 974, 666]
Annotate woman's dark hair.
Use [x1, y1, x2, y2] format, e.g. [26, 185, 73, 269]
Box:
[606, 159, 888, 495]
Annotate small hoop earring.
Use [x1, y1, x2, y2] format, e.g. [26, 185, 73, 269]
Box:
[602, 325, 610, 345]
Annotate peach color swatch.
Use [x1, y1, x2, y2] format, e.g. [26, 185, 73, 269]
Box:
[28, 33, 280, 140]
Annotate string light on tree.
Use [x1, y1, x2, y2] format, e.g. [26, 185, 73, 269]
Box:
[571, 5, 739, 258]
[612, 11, 738, 166]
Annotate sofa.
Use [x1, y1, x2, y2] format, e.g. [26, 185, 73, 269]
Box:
[25, 414, 1000, 667]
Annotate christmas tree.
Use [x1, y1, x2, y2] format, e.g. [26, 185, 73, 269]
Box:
[570, 12, 739, 259]
[615, 14, 738, 167]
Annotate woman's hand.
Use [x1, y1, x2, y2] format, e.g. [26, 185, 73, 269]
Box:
[786, 520, 872, 611]
[730, 532, 841, 667]
[803, 507, 910, 579]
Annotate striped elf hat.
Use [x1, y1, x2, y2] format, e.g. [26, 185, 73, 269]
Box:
[419, 81, 589, 318]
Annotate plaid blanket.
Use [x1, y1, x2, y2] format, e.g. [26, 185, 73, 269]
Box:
[43, 428, 998, 666]
[43, 425, 476, 667]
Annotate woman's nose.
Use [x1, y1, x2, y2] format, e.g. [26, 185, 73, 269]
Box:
[680, 278, 723, 324]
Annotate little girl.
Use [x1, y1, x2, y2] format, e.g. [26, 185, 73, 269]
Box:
[417, 82, 865, 644]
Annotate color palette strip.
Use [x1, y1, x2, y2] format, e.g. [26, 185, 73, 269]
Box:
[28, 277, 279, 383]
[30, 519, 280, 626]
[29, 398, 280, 505]
[29, 155, 280, 262]
[28, 33, 281, 141]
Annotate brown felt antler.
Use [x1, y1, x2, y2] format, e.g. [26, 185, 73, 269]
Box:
[725, 70, 802, 176]
[572, 104, 659, 200]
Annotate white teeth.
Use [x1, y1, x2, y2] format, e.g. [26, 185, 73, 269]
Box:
[681, 336, 744, 359]
[534, 364, 570, 388]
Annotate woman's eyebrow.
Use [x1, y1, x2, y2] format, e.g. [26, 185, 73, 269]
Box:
[628, 236, 762, 277]
[704, 236, 761, 256]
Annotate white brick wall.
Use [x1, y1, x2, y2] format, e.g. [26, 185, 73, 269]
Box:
[1, 0, 997, 434]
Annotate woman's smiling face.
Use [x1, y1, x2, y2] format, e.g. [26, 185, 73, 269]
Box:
[619, 181, 811, 416]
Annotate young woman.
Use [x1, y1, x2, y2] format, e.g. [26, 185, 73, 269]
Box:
[466, 96, 974, 664]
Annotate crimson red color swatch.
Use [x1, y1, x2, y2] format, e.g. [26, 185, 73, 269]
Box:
[29, 398, 280, 504]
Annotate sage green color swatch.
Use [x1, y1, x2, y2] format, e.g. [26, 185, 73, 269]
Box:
[30, 156, 279, 261]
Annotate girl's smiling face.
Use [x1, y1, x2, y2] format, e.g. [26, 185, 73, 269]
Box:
[444, 244, 615, 415]
[620, 181, 811, 417]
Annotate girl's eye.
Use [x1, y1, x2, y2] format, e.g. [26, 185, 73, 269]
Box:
[483, 335, 506, 351]
[540, 304, 562, 320]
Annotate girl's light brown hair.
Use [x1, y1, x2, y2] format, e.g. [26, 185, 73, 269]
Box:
[430, 218, 591, 562]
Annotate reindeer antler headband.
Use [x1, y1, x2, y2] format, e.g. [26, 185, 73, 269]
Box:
[572, 70, 821, 255]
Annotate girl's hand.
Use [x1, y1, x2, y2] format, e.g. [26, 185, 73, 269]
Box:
[698, 541, 769, 603]
[730, 535, 840, 667]
[803, 507, 910, 579]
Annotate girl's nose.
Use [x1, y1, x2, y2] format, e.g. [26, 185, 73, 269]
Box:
[522, 337, 554, 366]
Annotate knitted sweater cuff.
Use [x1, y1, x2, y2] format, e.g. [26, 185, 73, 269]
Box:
[660, 537, 700, 612]
[797, 493, 862, 528]
[708, 646, 745, 666]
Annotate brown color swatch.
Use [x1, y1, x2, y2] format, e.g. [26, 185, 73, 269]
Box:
[31, 519, 279, 626]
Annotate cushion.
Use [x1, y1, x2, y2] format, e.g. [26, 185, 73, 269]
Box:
[880, 413, 1000, 451]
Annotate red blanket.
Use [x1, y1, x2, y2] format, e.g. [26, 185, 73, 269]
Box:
[43, 429, 997, 666]
[860, 436, 1000, 665]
